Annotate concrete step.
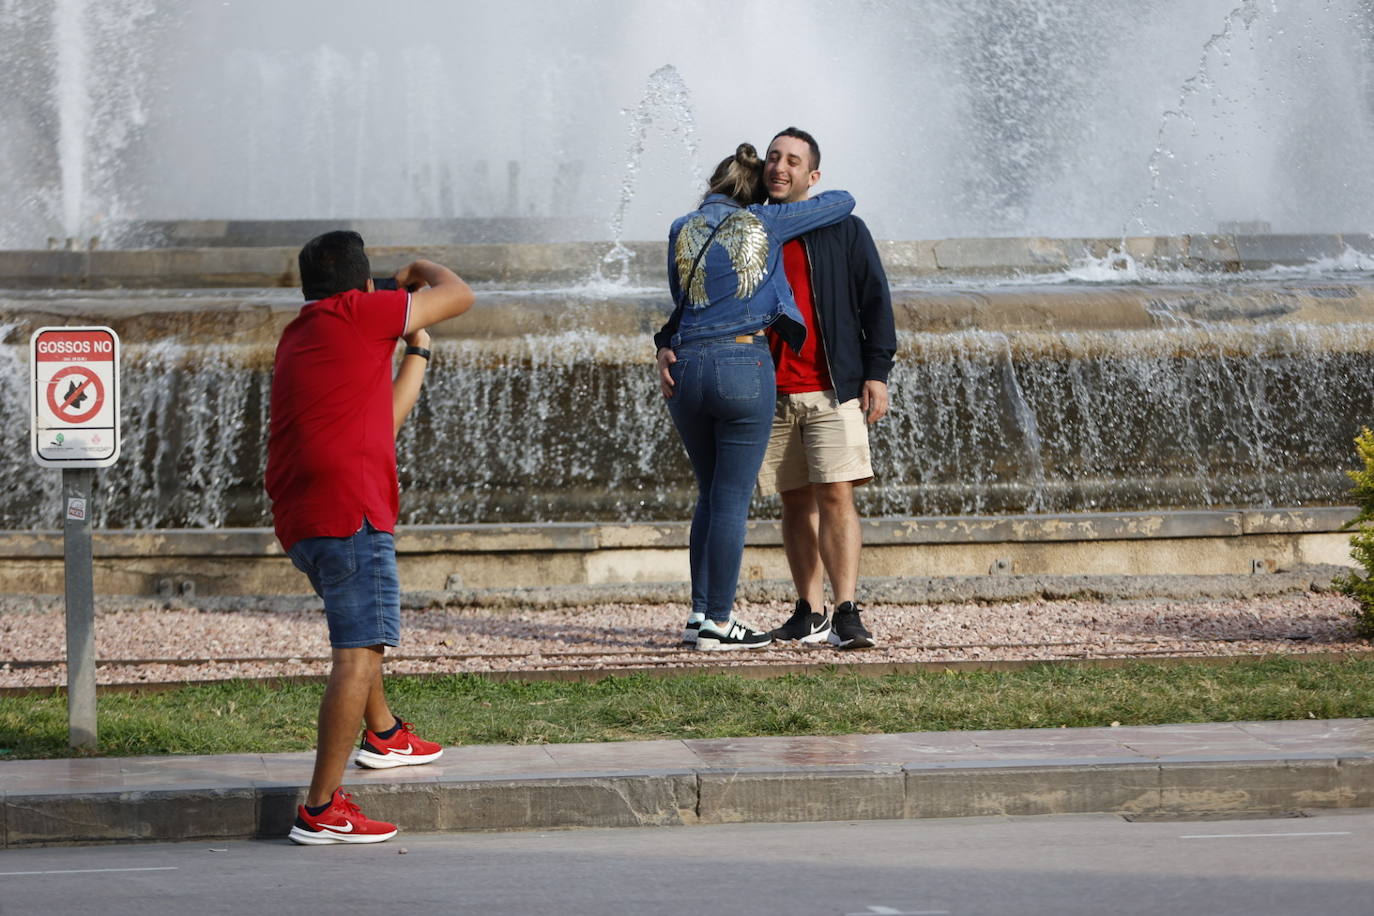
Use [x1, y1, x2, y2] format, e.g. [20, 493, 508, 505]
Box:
[3, 719, 1371, 847]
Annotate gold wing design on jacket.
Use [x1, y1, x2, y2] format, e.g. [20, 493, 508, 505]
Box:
[715, 210, 768, 301]
[674, 214, 714, 308]
[673, 210, 769, 308]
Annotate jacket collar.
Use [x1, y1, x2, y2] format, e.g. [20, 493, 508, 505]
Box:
[701, 193, 744, 209]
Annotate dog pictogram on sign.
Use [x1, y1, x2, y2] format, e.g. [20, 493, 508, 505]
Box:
[31, 326, 121, 468]
[47, 365, 106, 424]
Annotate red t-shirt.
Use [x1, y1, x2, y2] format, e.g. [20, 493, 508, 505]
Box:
[769, 239, 832, 393]
[265, 288, 411, 551]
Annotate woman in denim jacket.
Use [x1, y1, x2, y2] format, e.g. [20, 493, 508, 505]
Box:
[654, 143, 854, 650]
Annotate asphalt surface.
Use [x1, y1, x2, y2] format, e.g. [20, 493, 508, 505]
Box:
[2, 810, 1370, 915]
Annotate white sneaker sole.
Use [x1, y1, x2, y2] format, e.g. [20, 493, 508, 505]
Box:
[289, 825, 397, 845]
[354, 748, 444, 769]
[784, 629, 831, 644]
[694, 638, 773, 651]
[827, 632, 875, 650]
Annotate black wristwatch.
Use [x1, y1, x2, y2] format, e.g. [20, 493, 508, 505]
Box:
[404, 346, 431, 360]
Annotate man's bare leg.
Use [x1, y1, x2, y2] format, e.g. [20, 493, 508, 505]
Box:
[780, 485, 825, 609]
[814, 480, 861, 606]
[305, 645, 384, 808]
[363, 668, 396, 734]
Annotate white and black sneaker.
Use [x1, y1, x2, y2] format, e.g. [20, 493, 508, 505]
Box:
[695, 617, 773, 651]
[681, 611, 706, 645]
[771, 599, 831, 644]
[828, 601, 875, 650]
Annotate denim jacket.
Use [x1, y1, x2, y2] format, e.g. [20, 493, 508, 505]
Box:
[654, 190, 855, 352]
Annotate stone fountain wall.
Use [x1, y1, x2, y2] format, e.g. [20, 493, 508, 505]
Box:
[6, 245, 1374, 530]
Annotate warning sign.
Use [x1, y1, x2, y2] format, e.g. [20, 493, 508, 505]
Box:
[48, 365, 106, 423]
[31, 326, 121, 468]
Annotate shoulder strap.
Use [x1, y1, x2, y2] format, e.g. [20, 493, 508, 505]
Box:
[681, 211, 738, 302]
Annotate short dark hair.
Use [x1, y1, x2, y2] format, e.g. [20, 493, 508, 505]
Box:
[298, 230, 371, 300]
[771, 126, 820, 171]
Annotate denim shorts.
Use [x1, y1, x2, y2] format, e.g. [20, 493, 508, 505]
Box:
[287, 520, 401, 649]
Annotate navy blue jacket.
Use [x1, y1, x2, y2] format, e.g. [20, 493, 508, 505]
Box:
[797, 215, 896, 404]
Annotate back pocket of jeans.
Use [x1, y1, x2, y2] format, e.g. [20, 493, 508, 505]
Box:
[715, 357, 762, 400]
[314, 537, 358, 585]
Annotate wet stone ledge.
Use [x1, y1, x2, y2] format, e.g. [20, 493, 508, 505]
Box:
[2, 508, 1358, 561]
[2, 232, 1372, 289]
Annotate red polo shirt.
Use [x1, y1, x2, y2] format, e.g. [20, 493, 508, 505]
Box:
[265, 288, 411, 551]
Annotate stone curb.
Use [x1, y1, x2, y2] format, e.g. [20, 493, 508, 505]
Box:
[427, 565, 1349, 610]
[5, 754, 1371, 847]
[1, 506, 1356, 598]
[0, 566, 1347, 616]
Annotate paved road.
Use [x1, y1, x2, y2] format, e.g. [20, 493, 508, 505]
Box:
[1, 810, 1370, 915]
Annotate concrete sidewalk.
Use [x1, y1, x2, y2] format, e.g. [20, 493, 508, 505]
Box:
[2, 718, 1371, 847]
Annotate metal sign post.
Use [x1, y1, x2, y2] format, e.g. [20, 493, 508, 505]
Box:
[62, 469, 97, 748]
[31, 326, 121, 750]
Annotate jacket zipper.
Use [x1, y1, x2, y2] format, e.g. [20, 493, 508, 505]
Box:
[802, 236, 839, 396]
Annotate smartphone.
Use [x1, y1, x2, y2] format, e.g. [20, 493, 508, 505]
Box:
[373, 277, 399, 291]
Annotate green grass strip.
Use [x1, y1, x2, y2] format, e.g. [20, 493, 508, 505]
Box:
[1, 656, 1370, 760]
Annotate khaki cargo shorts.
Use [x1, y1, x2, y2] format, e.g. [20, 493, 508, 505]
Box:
[757, 390, 873, 496]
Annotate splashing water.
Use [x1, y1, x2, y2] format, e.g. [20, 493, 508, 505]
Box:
[4, 3, 1374, 245]
[46, 0, 161, 245]
[53, 0, 88, 241]
[0, 323, 62, 524]
[599, 64, 702, 285]
[4, 318, 1374, 528]
[1125, 0, 1269, 238]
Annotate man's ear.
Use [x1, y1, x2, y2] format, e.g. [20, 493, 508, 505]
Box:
[807, 169, 821, 189]
[366, 278, 376, 293]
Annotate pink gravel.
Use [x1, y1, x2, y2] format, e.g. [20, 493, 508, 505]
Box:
[0, 593, 1367, 688]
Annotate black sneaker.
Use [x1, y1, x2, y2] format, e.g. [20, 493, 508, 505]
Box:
[828, 601, 875, 650]
[771, 600, 831, 644]
[695, 617, 773, 651]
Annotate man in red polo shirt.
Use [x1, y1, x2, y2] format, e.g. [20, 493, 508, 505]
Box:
[266, 231, 473, 844]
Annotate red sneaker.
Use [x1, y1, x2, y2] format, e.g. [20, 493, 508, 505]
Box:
[355, 719, 444, 769]
[288, 788, 397, 845]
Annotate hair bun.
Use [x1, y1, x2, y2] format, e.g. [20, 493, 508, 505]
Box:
[735, 142, 759, 165]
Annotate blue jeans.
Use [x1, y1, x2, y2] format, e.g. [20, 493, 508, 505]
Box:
[666, 336, 775, 622]
[288, 519, 401, 648]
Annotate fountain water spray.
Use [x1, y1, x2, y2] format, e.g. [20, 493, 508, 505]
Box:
[38, 0, 160, 247]
[1124, 0, 1270, 240]
[3, 2, 1373, 245]
[3, 310, 1372, 529]
[600, 64, 702, 285]
[53, 0, 88, 243]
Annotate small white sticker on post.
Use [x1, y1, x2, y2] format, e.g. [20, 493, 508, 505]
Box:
[67, 497, 87, 522]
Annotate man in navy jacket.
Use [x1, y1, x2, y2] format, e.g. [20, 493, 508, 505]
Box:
[754, 126, 897, 649]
